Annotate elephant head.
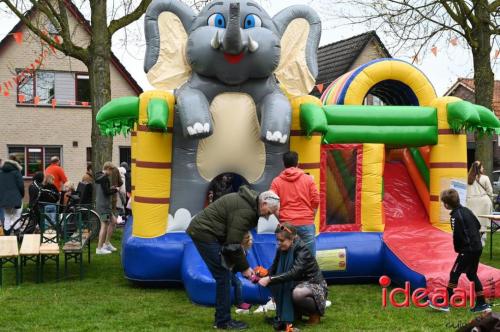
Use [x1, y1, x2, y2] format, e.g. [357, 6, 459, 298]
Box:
[144, 0, 321, 95]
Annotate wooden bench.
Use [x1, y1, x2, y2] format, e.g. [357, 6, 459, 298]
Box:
[19, 234, 41, 283]
[0, 236, 20, 286]
[62, 230, 92, 279]
[39, 234, 60, 282]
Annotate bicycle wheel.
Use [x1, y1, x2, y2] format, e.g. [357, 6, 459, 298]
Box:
[10, 212, 36, 240]
[77, 208, 101, 241]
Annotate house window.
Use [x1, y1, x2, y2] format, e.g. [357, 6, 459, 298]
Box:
[7, 146, 62, 177]
[86, 147, 92, 163]
[119, 147, 131, 166]
[36, 71, 55, 104]
[17, 70, 91, 107]
[76, 74, 91, 103]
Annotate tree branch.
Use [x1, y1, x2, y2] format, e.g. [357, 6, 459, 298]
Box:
[0, 0, 88, 62]
[108, 0, 152, 36]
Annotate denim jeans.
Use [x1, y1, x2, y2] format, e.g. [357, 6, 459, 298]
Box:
[193, 240, 232, 326]
[296, 224, 316, 257]
[231, 273, 243, 306]
[44, 205, 57, 229]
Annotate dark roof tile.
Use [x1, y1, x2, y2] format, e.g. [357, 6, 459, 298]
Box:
[316, 31, 390, 86]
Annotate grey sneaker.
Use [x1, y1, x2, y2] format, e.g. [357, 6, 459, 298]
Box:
[96, 247, 112, 255]
[214, 320, 248, 330]
[470, 303, 492, 313]
[429, 302, 450, 312]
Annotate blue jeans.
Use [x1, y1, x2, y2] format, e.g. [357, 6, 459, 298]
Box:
[193, 240, 232, 326]
[296, 224, 316, 257]
[231, 273, 243, 306]
[43, 205, 57, 229]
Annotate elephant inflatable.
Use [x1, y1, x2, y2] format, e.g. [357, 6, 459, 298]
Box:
[98, 0, 321, 230]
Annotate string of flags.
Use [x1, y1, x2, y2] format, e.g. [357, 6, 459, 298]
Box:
[408, 36, 500, 65]
[1, 31, 89, 107]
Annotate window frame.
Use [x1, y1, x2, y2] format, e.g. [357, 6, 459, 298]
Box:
[16, 69, 91, 108]
[7, 145, 63, 178]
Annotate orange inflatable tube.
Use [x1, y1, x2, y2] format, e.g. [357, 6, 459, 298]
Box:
[402, 149, 430, 215]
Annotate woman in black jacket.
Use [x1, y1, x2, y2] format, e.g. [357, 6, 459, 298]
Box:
[0, 157, 24, 232]
[258, 223, 328, 330]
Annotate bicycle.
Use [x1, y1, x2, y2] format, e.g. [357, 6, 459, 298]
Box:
[4, 207, 38, 241]
[41, 192, 101, 242]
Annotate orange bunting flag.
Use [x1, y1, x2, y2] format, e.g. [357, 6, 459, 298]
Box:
[51, 99, 57, 109]
[81, 101, 89, 107]
[450, 37, 458, 46]
[316, 83, 324, 94]
[431, 46, 438, 56]
[495, 50, 500, 59]
[4, 90, 9, 97]
[7, 80, 13, 89]
[18, 94, 25, 103]
[12, 32, 23, 44]
[4, 82, 10, 91]
[34, 96, 40, 105]
[54, 35, 61, 44]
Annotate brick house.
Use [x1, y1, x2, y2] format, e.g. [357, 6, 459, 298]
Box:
[444, 78, 500, 169]
[313, 30, 391, 101]
[0, 2, 142, 191]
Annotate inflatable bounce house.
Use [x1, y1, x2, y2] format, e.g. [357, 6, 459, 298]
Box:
[97, 0, 500, 304]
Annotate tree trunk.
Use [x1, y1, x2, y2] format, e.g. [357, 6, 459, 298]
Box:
[471, 1, 495, 177]
[88, 0, 112, 174]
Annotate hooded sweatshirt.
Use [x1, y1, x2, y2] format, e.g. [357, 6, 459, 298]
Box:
[271, 167, 320, 226]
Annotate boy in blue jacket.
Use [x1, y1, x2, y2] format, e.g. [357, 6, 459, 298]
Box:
[431, 189, 491, 313]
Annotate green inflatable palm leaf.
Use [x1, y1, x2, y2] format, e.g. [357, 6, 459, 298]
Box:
[97, 97, 140, 136]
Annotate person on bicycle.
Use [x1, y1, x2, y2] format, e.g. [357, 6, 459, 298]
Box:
[95, 162, 118, 255]
[0, 155, 24, 233]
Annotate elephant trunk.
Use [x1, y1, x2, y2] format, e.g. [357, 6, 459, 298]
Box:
[222, 3, 243, 55]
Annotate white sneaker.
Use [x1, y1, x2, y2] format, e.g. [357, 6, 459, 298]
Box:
[326, 300, 332, 308]
[253, 305, 266, 314]
[104, 243, 117, 252]
[264, 299, 276, 311]
[96, 247, 112, 255]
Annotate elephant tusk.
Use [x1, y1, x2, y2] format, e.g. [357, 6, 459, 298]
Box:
[211, 31, 221, 50]
[248, 35, 259, 53]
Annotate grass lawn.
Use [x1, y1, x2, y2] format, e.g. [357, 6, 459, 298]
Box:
[1, 229, 499, 332]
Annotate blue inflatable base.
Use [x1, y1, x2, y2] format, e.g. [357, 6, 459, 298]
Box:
[122, 219, 426, 305]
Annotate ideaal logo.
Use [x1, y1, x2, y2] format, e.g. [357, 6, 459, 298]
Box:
[379, 276, 476, 308]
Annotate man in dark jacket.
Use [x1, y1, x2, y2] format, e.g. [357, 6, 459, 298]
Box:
[431, 189, 491, 313]
[187, 186, 280, 330]
[0, 157, 24, 232]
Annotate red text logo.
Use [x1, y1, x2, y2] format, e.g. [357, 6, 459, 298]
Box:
[379, 275, 475, 308]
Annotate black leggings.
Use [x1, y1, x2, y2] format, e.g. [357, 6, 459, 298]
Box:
[292, 287, 319, 315]
[448, 251, 485, 305]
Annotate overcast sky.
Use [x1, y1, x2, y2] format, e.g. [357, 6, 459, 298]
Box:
[0, 0, 498, 95]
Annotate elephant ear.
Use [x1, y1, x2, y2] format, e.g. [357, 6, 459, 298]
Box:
[273, 6, 322, 97]
[144, 0, 195, 90]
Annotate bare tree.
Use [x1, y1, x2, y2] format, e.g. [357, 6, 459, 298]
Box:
[329, 0, 499, 175]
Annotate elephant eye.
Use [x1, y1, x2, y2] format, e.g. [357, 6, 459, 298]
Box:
[208, 13, 226, 28]
[243, 14, 262, 29]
